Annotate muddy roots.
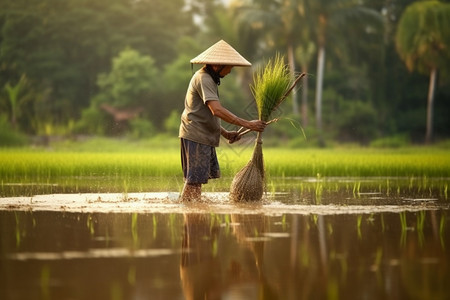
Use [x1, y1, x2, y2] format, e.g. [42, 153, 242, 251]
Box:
[230, 134, 265, 202]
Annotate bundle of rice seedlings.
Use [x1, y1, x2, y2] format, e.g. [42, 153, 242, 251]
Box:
[230, 54, 303, 202]
[252, 54, 292, 123]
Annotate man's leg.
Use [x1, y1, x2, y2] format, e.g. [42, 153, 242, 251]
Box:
[180, 183, 201, 201]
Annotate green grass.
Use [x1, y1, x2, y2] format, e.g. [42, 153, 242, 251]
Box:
[0, 150, 178, 179]
[1, 139, 449, 197]
[1, 142, 449, 180]
[263, 148, 450, 177]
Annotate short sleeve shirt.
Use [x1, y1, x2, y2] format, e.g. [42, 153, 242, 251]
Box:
[179, 68, 221, 147]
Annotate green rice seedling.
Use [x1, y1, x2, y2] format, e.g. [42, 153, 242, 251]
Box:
[269, 180, 276, 197]
[299, 183, 305, 194]
[250, 53, 292, 122]
[314, 177, 323, 205]
[353, 181, 361, 197]
[122, 179, 129, 201]
[386, 179, 390, 196]
[409, 177, 414, 190]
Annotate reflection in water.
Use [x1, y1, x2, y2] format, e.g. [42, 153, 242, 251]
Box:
[180, 214, 222, 299]
[230, 214, 278, 299]
[0, 210, 449, 299]
[180, 213, 279, 299]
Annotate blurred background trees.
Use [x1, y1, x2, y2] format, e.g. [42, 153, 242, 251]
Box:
[395, 0, 450, 144]
[0, 0, 449, 146]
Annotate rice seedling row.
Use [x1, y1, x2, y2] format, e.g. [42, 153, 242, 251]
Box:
[1, 148, 449, 181]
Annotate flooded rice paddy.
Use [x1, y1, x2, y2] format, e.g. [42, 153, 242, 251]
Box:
[1, 176, 449, 299]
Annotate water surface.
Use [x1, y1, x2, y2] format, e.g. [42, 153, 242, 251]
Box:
[1, 176, 449, 299]
[1, 208, 449, 299]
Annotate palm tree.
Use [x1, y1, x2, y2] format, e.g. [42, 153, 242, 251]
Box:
[395, 0, 450, 144]
[295, 41, 315, 127]
[309, 0, 383, 146]
[232, 0, 383, 139]
[233, 0, 307, 116]
[291, 0, 316, 126]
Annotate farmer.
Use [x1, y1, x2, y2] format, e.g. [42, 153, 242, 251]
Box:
[179, 40, 266, 202]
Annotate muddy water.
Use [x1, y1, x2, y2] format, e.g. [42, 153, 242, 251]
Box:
[1, 176, 449, 299]
[1, 207, 449, 299]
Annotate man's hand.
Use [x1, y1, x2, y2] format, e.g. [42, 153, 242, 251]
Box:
[221, 129, 242, 144]
[227, 131, 241, 144]
[245, 120, 266, 132]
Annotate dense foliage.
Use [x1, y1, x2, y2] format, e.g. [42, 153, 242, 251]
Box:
[0, 0, 449, 146]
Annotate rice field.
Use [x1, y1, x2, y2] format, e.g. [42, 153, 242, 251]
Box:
[263, 147, 450, 177]
[0, 144, 448, 197]
[1, 146, 449, 180]
[2, 143, 448, 300]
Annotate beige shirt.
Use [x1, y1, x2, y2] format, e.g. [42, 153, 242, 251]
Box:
[179, 68, 221, 147]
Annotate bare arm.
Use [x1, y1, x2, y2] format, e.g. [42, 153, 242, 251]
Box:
[206, 100, 266, 132]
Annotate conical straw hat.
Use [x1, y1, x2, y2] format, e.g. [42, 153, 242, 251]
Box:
[190, 40, 251, 66]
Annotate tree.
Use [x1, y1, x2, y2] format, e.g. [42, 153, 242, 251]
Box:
[0, 0, 196, 132]
[3, 74, 27, 129]
[295, 41, 315, 127]
[395, 0, 450, 144]
[234, 0, 383, 144]
[233, 0, 307, 116]
[97, 48, 159, 109]
[309, 0, 383, 146]
[77, 48, 160, 135]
